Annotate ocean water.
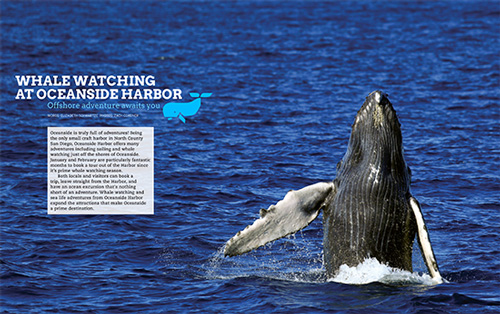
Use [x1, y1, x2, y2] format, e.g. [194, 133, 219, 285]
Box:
[1, 1, 499, 313]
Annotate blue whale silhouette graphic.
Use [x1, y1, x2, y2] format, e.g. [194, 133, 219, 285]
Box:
[163, 92, 211, 123]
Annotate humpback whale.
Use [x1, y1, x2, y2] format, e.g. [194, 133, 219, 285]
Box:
[224, 91, 442, 283]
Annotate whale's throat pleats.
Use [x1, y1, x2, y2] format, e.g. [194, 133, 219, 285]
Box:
[324, 159, 416, 275]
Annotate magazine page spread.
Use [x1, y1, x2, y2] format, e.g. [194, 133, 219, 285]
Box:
[1, 1, 499, 313]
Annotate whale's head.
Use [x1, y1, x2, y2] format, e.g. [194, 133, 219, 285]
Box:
[338, 90, 410, 185]
[352, 90, 402, 147]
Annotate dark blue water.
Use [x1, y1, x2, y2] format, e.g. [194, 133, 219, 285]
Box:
[1, 1, 499, 313]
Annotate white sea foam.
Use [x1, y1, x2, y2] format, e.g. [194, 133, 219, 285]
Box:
[330, 257, 440, 286]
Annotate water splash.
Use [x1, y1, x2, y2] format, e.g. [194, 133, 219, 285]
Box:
[205, 245, 441, 286]
[205, 245, 227, 279]
[204, 230, 441, 286]
[330, 258, 440, 286]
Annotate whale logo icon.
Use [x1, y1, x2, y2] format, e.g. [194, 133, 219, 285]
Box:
[163, 92, 211, 123]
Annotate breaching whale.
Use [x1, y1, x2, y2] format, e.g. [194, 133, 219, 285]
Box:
[224, 90, 442, 283]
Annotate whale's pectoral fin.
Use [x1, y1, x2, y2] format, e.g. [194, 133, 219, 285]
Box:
[178, 114, 186, 123]
[409, 196, 443, 283]
[224, 182, 334, 257]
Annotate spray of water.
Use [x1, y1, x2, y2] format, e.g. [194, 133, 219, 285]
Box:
[204, 237, 441, 286]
